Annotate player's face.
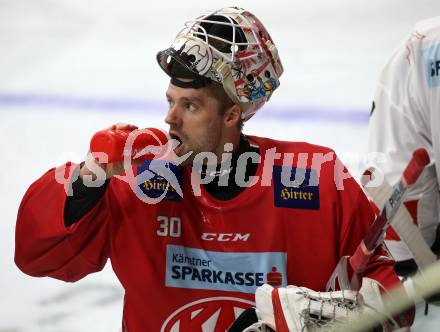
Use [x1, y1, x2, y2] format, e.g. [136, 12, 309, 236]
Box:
[165, 82, 227, 165]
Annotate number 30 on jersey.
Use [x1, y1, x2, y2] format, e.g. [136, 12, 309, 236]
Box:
[156, 216, 182, 238]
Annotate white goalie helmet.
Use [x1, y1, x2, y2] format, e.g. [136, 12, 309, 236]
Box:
[157, 6, 284, 121]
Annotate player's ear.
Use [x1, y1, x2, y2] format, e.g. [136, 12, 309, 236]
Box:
[224, 105, 241, 128]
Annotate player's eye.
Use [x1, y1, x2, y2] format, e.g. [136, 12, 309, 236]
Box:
[184, 103, 197, 112]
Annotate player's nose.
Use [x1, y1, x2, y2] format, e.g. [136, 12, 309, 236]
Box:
[165, 104, 182, 127]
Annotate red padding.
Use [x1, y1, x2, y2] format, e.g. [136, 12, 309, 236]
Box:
[403, 148, 429, 185]
[271, 288, 290, 332]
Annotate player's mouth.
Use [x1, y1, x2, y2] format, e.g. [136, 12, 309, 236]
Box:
[169, 132, 184, 154]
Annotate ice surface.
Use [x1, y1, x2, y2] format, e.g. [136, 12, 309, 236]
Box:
[1, 0, 439, 330]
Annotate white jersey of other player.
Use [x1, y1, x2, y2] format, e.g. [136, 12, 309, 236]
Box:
[366, 16, 440, 262]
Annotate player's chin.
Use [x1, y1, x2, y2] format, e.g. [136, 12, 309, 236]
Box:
[173, 143, 184, 156]
[172, 145, 194, 164]
[180, 154, 196, 167]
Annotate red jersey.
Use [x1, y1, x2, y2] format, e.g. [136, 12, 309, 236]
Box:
[15, 136, 405, 331]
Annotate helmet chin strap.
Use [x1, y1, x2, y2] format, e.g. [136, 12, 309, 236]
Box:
[170, 76, 212, 89]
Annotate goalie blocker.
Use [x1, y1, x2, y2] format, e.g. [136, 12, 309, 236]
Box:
[229, 279, 390, 332]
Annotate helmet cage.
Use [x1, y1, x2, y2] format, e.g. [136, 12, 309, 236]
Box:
[157, 7, 283, 121]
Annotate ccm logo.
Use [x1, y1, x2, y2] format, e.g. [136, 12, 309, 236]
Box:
[201, 233, 250, 241]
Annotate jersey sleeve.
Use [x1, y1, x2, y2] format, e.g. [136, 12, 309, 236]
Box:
[366, 23, 440, 258]
[15, 163, 112, 282]
[64, 174, 110, 226]
[368, 32, 429, 183]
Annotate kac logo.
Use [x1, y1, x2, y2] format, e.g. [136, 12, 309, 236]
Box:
[160, 297, 254, 332]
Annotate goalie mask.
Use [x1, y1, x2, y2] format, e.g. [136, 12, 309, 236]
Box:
[157, 6, 284, 121]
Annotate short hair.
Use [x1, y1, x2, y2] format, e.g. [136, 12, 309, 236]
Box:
[208, 82, 244, 130]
